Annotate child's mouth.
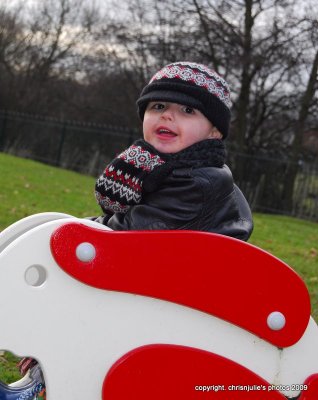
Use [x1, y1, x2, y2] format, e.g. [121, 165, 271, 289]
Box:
[156, 127, 177, 138]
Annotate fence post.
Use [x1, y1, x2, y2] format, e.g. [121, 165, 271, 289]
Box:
[127, 130, 134, 146]
[56, 122, 67, 167]
[127, 128, 140, 146]
[0, 110, 8, 152]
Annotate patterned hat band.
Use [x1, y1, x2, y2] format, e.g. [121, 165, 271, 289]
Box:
[137, 62, 232, 139]
[149, 62, 232, 109]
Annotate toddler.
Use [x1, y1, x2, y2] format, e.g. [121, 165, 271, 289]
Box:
[94, 61, 253, 241]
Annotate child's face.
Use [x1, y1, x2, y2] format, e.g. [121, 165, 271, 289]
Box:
[143, 101, 222, 153]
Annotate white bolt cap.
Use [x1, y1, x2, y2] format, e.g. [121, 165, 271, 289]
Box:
[267, 311, 286, 331]
[76, 242, 96, 262]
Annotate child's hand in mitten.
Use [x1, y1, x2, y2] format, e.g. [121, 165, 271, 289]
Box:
[95, 140, 169, 214]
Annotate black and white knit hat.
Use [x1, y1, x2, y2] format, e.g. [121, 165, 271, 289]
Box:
[137, 61, 232, 139]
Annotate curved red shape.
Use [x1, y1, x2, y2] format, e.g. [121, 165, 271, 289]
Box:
[298, 374, 318, 399]
[50, 223, 311, 347]
[102, 344, 286, 399]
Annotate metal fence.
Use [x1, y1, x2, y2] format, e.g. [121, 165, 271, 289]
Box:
[227, 151, 318, 221]
[1, 109, 317, 222]
[0, 109, 140, 176]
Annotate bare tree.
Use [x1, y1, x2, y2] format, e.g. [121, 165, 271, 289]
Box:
[281, 16, 318, 212]
[0, 5, 33, 109]
[0, 0, 98, 114]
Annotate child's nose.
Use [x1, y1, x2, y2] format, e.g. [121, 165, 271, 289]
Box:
[160, 107, 173, 120]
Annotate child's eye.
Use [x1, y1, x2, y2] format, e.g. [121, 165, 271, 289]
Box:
[150, 102, 166, 110]
[182, 106, 195, 114]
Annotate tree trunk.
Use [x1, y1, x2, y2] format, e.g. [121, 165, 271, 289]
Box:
[281, 49, 318, 212]
[234, 0, 253, 182]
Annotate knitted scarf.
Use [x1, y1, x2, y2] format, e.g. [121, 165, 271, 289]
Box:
[95, 138, 226, 214]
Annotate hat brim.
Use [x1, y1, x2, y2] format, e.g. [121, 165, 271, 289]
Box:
[136, 90, 205, 119]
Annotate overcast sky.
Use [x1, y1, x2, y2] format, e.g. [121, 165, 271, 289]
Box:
[2, 0, 316, 20]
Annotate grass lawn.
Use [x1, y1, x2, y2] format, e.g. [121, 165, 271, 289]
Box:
[0, 152, 317, 384]
[0, 153, 100, 230]
[249, 214, 318, 322]
[0, 352, 21, 384]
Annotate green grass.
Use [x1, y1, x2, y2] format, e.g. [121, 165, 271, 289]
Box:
[0, 152, 100, 229]
[0, 352, 21, 383]
[0, 152, 317, 383]
[249, 214, 318, 322]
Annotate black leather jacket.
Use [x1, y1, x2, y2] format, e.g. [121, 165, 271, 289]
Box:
[105, 164, 253, 241]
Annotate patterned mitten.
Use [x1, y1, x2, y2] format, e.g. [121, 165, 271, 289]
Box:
[95, 140, 168, 214]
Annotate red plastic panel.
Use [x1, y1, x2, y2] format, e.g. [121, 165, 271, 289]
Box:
[102, 344, 286, 399]
[298, 374, 318, 400]
[50, 223, 311, 347]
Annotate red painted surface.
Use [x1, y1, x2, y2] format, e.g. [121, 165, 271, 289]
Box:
[50, 222, 311, 347]
[298, 374, 318, 400]
[102, 344, 286, 399]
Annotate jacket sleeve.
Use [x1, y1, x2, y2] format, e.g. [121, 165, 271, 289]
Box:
[207, 182, 254, 241]
[196, 166, 253, 241]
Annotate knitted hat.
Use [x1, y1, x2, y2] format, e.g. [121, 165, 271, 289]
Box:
[137, 61, 232, 138]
